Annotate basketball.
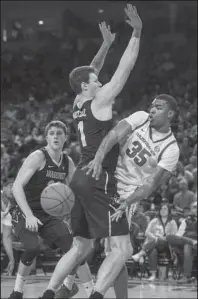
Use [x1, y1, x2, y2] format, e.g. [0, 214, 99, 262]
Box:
[40, 182, 75, 217]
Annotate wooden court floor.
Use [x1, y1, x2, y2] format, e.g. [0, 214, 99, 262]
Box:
[1, 276, 197, 298]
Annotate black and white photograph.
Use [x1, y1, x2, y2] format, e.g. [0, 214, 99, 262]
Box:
[1, 1, 197, 298]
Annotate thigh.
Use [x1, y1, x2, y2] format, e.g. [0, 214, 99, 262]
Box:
[110, 234, 132, 252]
[39, 216, 73, 253]
[71, 168, 129, 239]
[12, 211, 39, 250]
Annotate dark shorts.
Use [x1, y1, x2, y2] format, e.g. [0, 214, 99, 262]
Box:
[70, 168, 129, 239]
[11, 207, 73, 253]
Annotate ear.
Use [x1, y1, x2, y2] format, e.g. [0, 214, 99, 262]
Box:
[81, 82, 88, 91]
[168, 110, 174, 120]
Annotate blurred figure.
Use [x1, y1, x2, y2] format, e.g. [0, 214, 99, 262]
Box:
[1, 144, 11, 180]
[131, 203, 177, 281]
[173, 178, 195, 213]
[167, 201, 197, 283]
[1, 183, 15, 276]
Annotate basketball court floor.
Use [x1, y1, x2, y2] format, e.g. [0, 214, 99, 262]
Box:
[1, 276, 197, 298]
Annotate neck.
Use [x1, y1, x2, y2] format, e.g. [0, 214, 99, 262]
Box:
[46, 146, 62, 163]
[79, 92, 93, 101]
[161, 216, 168, 222]
[153, 123, 170, 133]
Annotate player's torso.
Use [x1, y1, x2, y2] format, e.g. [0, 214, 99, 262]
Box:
[116, 119, 177, 195]
[24, 148, 69, 211]
[73, 100, 119, 173]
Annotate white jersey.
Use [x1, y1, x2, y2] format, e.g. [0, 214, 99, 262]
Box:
[115, 111, 180, 198]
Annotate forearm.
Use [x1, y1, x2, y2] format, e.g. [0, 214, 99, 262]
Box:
[95, 130, 118, 163]
[3, 233, 14, 262]
[90, 41, 111, 75]
[13, 185, 33, 217]
[117, 28, 141, 76]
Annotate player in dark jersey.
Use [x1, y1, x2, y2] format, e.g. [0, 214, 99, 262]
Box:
[8, 121, 93, 299]
[41, 5, 142, 299]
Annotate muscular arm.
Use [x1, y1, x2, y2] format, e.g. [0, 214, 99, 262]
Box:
[12, 151, 44, 217]
[95, 28, 141, 106]
[124, 166, 171, 208]
[90, 42, 112, 76]
[94, 119, 132, 163]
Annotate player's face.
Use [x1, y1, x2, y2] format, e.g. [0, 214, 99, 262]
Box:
[149, 99, 171, 129]
[46, 127, 67, 151]
[87, 72, 102, 96]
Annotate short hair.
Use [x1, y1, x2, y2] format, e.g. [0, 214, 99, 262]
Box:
[44, 121, 68, 136]
[69, 66, 95, 94]
[155, 94, 177, 112]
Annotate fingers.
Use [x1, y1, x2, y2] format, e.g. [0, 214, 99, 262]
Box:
[37, 219, 43, 226]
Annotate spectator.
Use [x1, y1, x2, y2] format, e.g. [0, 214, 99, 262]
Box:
[1, 144, 11, 181]
[167, 201, 197, 283]
[1, 184, 15, 276]
[173, 178, 195, 213]
[131, 203, 177, 281]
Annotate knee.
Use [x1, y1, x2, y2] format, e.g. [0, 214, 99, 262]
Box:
[72, 237, 92, 259]
[112, 236, 133, 261]
[21, 244, 40, 266]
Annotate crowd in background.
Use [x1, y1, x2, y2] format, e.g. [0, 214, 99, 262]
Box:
[1, 9, 197, 281]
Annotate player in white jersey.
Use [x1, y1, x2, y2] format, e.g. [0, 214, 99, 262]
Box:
[85, 94, 180, 223]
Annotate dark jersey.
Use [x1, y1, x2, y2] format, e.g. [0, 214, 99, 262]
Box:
[11, 148, 69, 213]
[73, 100, 119, 173]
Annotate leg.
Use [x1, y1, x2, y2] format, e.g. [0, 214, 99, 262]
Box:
[9, 214, 40, 298]
[45, 236, 92, 292]
[93, 234, 132, 297]
[132, 238, 157, 262]
[167, 234, 196, 247]
[183, 244, 194, 278]
[104, 237, 128, 299]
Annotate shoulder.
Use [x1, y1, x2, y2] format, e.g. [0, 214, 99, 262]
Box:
[125, 111, 149, 128]
[23, 150, 45, 166]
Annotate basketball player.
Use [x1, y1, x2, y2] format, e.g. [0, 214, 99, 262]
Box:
[84, 94, 180, 224]
[8, 121, 94, 299]
[40, 4, 142, 299]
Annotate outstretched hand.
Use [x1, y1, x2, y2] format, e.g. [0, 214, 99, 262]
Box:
[82, 159, 103, 180]
[124, 4, 142, 30]
[99, 21, 116, 46]
[110, 201, 127, 222]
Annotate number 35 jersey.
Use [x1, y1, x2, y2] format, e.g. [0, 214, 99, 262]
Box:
[115, 111, 180, 196]
[73, 100, 119, 173]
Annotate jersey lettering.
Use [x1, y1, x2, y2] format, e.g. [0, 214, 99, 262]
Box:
[78, 121, 87, 147]
[126, 140, 151, 167]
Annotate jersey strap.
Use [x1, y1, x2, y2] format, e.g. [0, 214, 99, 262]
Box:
[157, 140, 177, 163]
[63, 153, 69, 175]
[40, 147, 52, 164]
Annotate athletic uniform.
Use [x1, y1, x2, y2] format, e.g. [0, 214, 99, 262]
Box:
[10, 147, 73, 264]
[71, 100, 129, 239]
[115, 111, 180, 224]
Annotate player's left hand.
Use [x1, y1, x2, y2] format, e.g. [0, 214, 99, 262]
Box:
[82, 159, 102, 180]
[111, 202, 127, 222]
[99, 21, 116, 46]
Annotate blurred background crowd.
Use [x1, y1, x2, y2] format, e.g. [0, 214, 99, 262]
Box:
[1, 1, 197, 282]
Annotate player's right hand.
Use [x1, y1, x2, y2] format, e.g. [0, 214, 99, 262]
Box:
[124, 4, 142, 30]
[4, 259, 14, 276]
[25, 215, 43, 232]
[82, 159, 102, 180]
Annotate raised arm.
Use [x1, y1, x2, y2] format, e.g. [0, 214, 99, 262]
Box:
[95, 4, 142, 107]
[90, 22, 115, 75]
